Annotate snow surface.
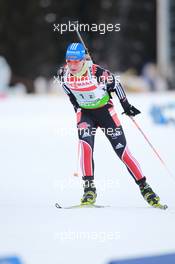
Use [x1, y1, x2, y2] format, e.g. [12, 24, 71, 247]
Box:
[0, 93, 175, 264]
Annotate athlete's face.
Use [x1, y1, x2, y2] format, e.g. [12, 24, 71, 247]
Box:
[66, 59, 85, 74]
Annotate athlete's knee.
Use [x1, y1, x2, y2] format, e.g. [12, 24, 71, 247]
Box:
[115, 142, 126, 159]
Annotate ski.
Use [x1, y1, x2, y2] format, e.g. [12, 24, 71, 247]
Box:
[55, 203, 168, 210]
[152, 203, 168, 210]
[55, 203, 109, 209]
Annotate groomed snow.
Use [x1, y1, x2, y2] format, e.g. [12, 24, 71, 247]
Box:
[0, 93, 175, 264]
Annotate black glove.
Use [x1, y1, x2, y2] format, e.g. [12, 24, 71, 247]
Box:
[122, 105, 141, 116]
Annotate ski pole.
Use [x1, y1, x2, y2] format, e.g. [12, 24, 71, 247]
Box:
[72, 21, 93, 61]
[129, 116, 173, 178]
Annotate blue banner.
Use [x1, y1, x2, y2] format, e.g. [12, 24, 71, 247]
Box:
[150, 103, 175, 125]
[109, 253, 175, 264]
[0, 257, 22, 264]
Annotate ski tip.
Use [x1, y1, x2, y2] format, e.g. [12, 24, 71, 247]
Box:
[55, 203, 110, 209]
[159, 204, 168, 210]
[153, 204, 168, 210]
[55, 203, 62, 208]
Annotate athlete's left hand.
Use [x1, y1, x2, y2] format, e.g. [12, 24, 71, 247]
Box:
[122, 105, 141, 116]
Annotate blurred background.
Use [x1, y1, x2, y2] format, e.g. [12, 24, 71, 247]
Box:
[0, 0, 175, 95]
[0, 1, 175, 264]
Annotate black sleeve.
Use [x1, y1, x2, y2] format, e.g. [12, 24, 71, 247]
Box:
[57, 66, 80, 112]
[114, 82, 131, 110]
[62, 84, 80, 112]
[94, 65, 131, 110]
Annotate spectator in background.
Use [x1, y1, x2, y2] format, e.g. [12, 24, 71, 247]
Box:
[0, 56, 11, 97]
[142, 63, 168, 91]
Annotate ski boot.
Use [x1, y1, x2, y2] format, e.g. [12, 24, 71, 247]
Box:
[139, 181, 160, 207]
[138, 178, 167, 209]
[81, 180, 97, 205]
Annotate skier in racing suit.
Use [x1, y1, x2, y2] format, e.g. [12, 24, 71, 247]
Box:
[58, 42, 162, 207]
